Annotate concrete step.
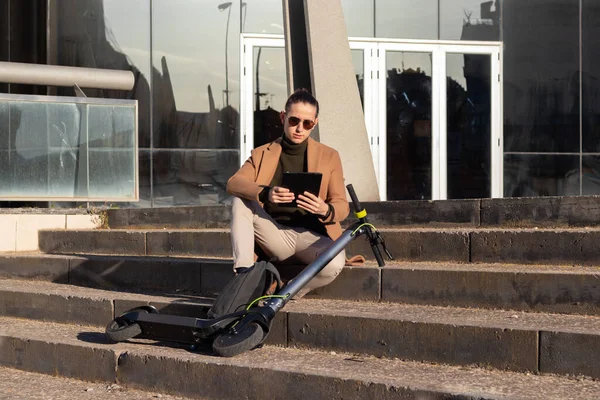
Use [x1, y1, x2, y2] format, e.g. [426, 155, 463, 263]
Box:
[0, 366, 187, 399]
[2, 254, 600, 315]
[0, 279, 213, 327]
[106, 195, 600, 229]
[2, 279, 600, 377]
[1, 316, 600, 399]
[39, 227, 600, 265]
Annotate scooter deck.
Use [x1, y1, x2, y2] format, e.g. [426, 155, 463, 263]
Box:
[122, 310, 234, 344]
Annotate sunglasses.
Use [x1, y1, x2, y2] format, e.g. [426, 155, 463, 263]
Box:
[287, 116, 316, 130]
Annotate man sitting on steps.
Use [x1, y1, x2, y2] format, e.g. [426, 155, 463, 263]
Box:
[226, 88, 350, 298]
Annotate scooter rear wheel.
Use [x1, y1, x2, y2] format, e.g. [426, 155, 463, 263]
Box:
[105, 317, 142, 343]
[212, 322, 265, 357]
[105, 306, 158, 343]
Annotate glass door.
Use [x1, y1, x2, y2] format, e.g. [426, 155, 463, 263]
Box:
[378, 42, 502, 200]
[378, 44, 437, 200]
[443, 45, 502, 199]
[240, 36, 502, 200]
[240, 35, 375, 168]
[240, 35, 287, 163]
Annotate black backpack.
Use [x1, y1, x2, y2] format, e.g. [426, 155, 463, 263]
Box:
[208, 261, 283, 319]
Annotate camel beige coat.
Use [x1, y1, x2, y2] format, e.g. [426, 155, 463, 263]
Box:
[226, 137, 349, 240]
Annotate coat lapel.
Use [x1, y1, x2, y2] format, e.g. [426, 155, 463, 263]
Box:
[307, 137, 321, 173]
[257, 139, 282, 185]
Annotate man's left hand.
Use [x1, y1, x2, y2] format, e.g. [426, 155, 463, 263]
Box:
[297, 192, 328, 216]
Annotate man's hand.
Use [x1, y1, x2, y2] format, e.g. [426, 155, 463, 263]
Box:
[297, 191, 328, 216]
[269, 186, 295, 204]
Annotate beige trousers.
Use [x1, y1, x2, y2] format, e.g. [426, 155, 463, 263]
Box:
[230, 197, 345, 295]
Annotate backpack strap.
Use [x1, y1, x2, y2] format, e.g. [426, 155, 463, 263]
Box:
[266, 262, 283, 289]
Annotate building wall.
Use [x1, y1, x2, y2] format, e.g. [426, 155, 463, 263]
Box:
[1, 0, 600, 205]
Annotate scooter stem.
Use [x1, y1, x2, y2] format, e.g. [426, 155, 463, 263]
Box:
[264, 225, 359, 313]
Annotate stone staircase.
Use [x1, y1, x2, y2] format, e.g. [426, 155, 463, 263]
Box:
[1, 196, 600, 398]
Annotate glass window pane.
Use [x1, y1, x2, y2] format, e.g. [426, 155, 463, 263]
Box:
[242, 0, 284, 34]
[253, 47, 287, 148]
[152, 0, 240, 151]
[47, 103, 88, 198]
[351, 50, 365, 108]
[440, 0, 500, 41]
[503, 0, 579, 153]
[88, 148, 136, 199]
[152, 149, 239, 207]
[88, 104, 137, 198]
[88, 105, 135, 148]
[6, 1, 47, 95]
[376, 0, 437, 39]
[0, 102, 49, 197]
[504, 154, 579, 197]
[447, 53, 492, 199]
[50, 0, 151, 148]
[342, 0, 374, 37]
[582, 156, 600, 195]
[386, 51, 432, 200]
[582, 0, 600, 153]
[1, 101, 89, 198]
[0, 1, 8, 93]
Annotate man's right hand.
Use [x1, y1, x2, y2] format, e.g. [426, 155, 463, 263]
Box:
[269, 186, 295, 204]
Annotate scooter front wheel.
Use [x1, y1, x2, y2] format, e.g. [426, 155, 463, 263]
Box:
[212, 322, 265, 357]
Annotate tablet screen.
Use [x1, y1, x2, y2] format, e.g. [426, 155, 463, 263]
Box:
[280, 172, 323, 207]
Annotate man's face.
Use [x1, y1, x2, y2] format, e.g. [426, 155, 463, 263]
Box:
[280, 102, 318, 144]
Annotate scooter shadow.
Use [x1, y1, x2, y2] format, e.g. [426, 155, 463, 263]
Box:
[76, 332, 215, 355]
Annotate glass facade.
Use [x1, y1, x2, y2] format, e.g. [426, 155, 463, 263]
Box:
[502, 0, 586, 197]
[1, 0, 600, 204]
[150, 0, 240, 207]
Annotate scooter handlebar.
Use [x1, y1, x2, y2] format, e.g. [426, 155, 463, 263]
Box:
[372, 242, 385, 267]
[346, 184, 363, 215]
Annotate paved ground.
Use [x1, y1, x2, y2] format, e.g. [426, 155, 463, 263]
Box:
[0, 367, 189, 399]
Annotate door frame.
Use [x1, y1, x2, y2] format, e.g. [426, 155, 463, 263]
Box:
[374, 40, 503, 199]
[240, 34, 503, 199]
[239, 34, 378, 166]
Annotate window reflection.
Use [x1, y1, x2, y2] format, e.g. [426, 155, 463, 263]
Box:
[152, 150, 239, 207]
[152, 0, 240, 149]
[351, 50, 365, 107]
[440, 0, 500, 41]
[504, 154, 579, 197]
[386, 52, 432, 200]
[253, 47, 287, 148]
[242, 0, 283, 33]
[341, 0, 374, 37]
[152, 0, 241, 206]
[376, 0, 437, 39]
[49, 0, 151, 149]
[4, 0, 47, 95]
[582, 0, 600, 153]
[447, 53, 491, 199]
[580, 156, 600, 195]
[503, 0, 579, 154]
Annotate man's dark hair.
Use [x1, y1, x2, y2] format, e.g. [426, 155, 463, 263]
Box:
[285, 88, 319, 117]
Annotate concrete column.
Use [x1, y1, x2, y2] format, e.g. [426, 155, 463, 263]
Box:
[282, 0, 380, 201]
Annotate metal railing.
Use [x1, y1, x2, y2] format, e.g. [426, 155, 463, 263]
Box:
[0, 61, 135, 90]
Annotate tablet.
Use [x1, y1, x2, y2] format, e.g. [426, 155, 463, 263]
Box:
[280, 172, 323, 207]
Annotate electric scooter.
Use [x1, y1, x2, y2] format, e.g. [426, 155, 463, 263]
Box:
[105, 184, 394, 357]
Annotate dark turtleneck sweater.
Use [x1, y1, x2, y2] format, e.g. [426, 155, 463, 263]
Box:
[262, 135, 326, 235]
